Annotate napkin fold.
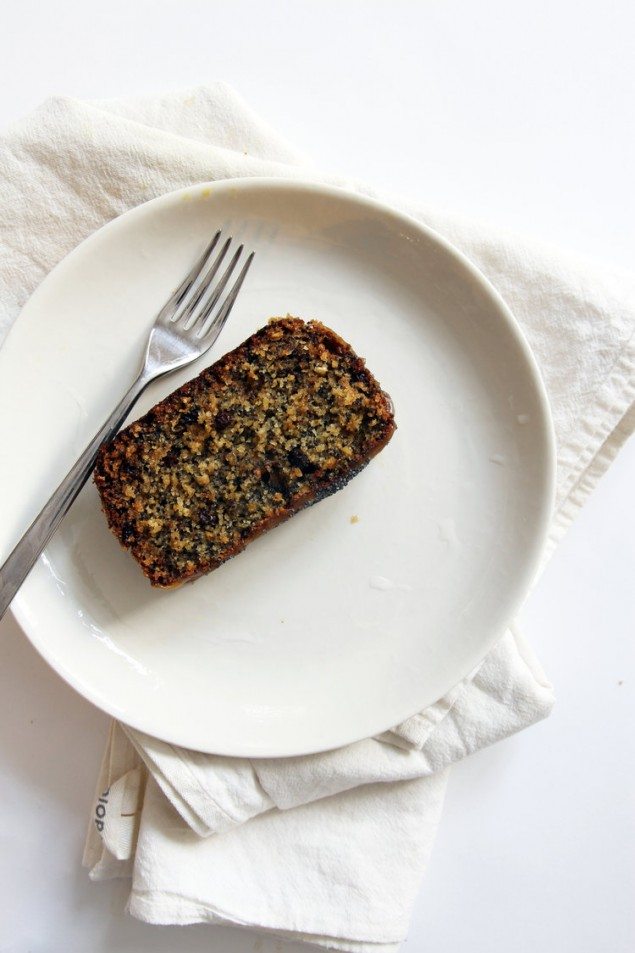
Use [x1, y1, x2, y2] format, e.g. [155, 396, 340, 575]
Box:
[1, 84, 633, 951]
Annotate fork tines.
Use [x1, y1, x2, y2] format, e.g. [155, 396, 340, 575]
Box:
[158, 230, 254, 341]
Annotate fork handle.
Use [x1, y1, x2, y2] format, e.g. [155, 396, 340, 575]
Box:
[0, 372, 150, 621]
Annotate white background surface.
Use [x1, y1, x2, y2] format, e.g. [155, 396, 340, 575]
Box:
[0, 2, 633, 952]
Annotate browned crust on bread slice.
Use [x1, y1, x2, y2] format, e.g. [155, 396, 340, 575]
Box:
[94, 317, 396, 587]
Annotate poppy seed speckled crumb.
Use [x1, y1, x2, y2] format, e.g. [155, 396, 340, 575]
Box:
[94, 317, 396, 587]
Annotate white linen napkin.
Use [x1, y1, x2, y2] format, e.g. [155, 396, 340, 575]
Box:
[1, 84, 633, 952]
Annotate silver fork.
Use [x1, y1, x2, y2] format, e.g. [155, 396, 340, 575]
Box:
[0, 230, 254, 619]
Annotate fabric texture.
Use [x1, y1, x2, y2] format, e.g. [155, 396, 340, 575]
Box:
[0, 84, 633, 952]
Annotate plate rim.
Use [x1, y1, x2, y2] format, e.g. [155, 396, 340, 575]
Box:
[9, 176, 557, 756]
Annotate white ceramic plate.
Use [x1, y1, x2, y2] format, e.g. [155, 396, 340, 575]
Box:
[0, 180, 555, 756]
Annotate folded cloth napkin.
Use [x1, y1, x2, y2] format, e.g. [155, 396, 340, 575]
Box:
[1, 84, 633, 951]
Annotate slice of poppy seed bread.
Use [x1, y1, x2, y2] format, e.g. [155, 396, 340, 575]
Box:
[94, 317, 396, 587]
